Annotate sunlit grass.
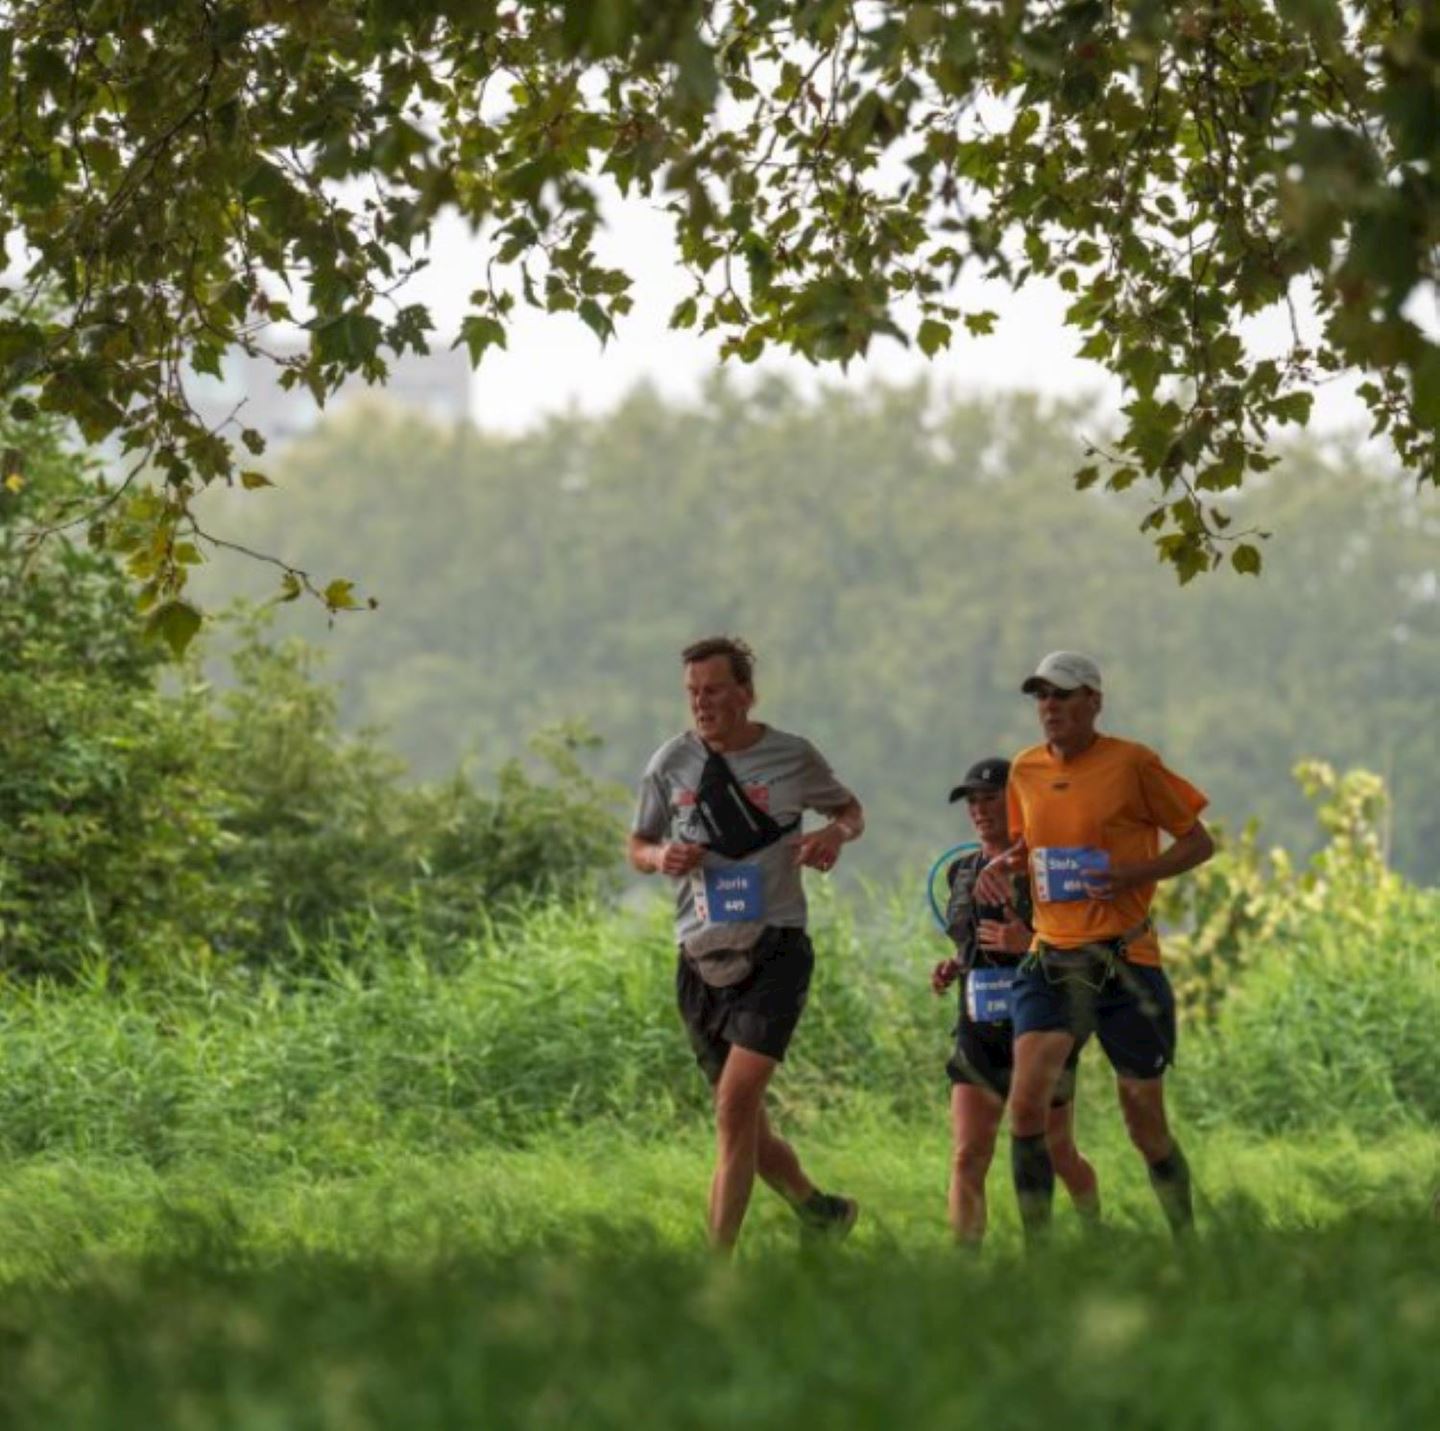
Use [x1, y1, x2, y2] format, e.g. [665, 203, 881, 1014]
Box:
[0, 1121, 1435, 1427]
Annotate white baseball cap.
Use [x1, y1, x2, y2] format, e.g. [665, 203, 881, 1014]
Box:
[1021, 651, 1103, 694]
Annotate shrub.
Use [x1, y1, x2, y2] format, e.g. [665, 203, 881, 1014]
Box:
[0, 418, 624, 976]
[1160, 761, 1405, 1024]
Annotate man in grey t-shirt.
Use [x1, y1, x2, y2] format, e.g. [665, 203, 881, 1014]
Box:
[629, 635, 865, 1252]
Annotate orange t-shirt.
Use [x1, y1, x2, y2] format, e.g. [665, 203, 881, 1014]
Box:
[1005, 735, 1207, 967]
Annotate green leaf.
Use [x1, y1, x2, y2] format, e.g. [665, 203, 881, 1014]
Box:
[240, 471, 274, 490]
[323, 579, 361, 611]
[1270, 392, 1314, 427]
[313, 311, 383, 367]
[1232, 544, 1263, 577]
[1124, 397, 1181, 469]
[917, 318, 952, 356]
[457, 315, 508, 365]
[1411, 344, 1440, 430]
[146, 601, 202, 658]
[578, 299, 614, 346]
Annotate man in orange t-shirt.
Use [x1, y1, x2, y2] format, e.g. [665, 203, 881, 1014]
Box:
[976, 651, 1214, 1241]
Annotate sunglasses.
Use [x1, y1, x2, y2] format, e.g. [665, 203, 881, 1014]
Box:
[1029, 685, 1085, 702]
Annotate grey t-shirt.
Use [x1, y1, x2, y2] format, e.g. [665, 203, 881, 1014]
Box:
[632, 727, 857, 945]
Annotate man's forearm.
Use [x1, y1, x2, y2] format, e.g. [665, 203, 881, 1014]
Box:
[627, 834, 663, 875]
[1127, 822, 1214, 884]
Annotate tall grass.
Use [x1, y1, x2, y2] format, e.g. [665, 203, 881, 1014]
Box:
[1179, 881, 1440, 1132]
[0, 878, 1436, 1178]
[0, 891, 948, 1172]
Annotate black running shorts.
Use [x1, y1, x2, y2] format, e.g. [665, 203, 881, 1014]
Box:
[675, 927, 814, 1084]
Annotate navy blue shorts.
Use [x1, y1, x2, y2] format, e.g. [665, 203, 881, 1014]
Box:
[1011, 954, 1176, 1080]
[947, 1008, 1079, 1103]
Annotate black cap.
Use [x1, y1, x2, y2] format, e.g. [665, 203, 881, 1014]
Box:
[948, 757, 1011, 803]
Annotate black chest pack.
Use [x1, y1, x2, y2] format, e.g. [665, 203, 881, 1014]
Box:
[693, 744, 799, 858]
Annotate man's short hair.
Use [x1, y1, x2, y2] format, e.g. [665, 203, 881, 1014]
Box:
[682, 635, 756, 688]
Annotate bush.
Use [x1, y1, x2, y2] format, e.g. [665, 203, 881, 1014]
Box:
[0, 416, 625, 975]
[1176, 877, 1440, 1133]
[0, 663, 237, 974]
[208, 616, 626, 964]
[0, 411, 235, 974]
[1160, 761, 1405, 1024]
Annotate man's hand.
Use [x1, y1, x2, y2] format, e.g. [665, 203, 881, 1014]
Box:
[654, 841, 706, 877]
[931, 957, 961, 996]
[794, 822, 846, 872]
[977, 910, 1032, 955]
[974, 846, 1025, 904]
[1082, 865, 1147, 901]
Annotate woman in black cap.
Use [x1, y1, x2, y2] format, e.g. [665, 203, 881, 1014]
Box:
[932, 757, 1099, 1246]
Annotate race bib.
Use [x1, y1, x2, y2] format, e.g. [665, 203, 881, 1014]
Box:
[691, 863, 764, 924]
[1032, 846, 1109, 903]
[966, 966, 1016, 1024]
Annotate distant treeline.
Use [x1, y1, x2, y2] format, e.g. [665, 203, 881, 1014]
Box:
[200, 378, 1439, 882]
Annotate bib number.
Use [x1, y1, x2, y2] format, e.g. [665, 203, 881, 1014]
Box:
[1032, 846, 1109, 903]
[692, 863, 764, 924]
[966, 967, 1015, 1024]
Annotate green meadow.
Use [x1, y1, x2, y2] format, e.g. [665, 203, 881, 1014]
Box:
[0, 877, 1435, 1428]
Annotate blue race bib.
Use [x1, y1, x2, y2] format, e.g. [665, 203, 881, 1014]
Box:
[966, 966, 1015, 1023]
[692, 863, 764, 923]
[1032, 846, 1109, 903]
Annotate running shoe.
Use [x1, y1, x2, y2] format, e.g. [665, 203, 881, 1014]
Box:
[795, 1191, 859, 1240]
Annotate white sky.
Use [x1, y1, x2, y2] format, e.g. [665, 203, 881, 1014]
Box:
[400, 193, 1380, 438]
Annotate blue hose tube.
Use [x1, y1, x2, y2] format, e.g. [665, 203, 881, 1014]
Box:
[927, 842, 981, 934]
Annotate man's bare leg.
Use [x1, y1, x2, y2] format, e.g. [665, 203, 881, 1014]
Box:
[756, 1107, 814, 1204]
[1008, 1029, 1078, 1240]
[709, 1046, 778, 1250]
[1117, 1074, 1193, 1237]
[757, 1102, 858, 1237]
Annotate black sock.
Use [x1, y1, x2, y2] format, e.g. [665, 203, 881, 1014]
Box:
[793, 1190, 836, 1222]
[1147, 1144, 1194, 1238]
[1011, 1133, 1055, 1241]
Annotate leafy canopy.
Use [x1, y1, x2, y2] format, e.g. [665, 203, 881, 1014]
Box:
[2, 0, 1437, 610]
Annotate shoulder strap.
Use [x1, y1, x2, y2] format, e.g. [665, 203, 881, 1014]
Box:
[945, 850, 981, 890]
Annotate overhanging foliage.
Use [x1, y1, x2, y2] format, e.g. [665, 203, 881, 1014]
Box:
[1, 0, 1436, 628]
